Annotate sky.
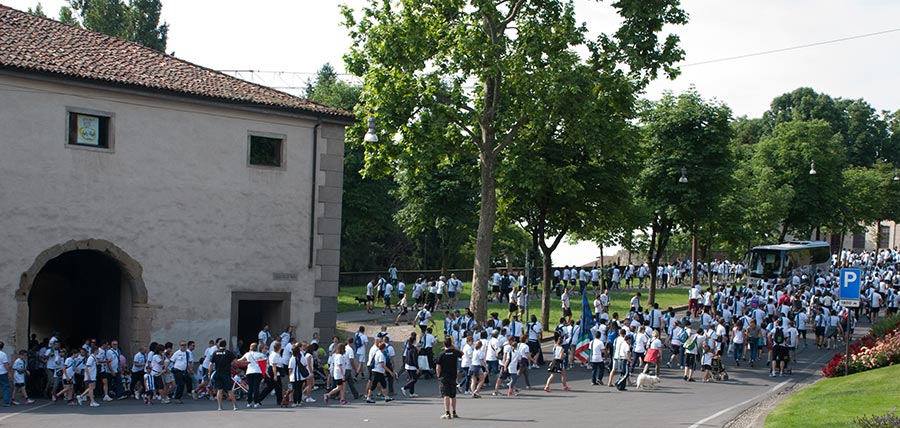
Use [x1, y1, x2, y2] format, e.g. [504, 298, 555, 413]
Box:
[7, 0, 900, 265]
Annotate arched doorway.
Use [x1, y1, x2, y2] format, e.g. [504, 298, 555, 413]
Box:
[16, 240, 150, 355]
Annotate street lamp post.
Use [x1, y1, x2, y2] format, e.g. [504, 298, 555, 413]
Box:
[678, 166, 697, 289]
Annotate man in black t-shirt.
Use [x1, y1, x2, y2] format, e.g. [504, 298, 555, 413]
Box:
[435, 338, 463, 419]
[208, 339, 237, 411]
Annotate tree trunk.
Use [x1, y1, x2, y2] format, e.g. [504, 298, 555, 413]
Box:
[541, 250, 553, 331]
[439, 231, 449, 277]
[470, 150, 498, 321]
[779, 223, 789, 242]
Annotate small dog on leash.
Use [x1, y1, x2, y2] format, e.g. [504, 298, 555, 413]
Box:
[635, 373, 661, 390]
[281, 388, 293, 408]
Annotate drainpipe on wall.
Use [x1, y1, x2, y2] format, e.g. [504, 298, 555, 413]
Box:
[308, 121, 321, 269]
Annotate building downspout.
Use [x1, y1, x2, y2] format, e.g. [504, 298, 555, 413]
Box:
[308, 121, 321, 269]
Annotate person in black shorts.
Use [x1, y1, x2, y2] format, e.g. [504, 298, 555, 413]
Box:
[208, 340, 238, 411]
[436, 337, 463, 420]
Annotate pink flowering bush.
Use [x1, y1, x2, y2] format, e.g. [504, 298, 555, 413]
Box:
[823, 315, 900, 378]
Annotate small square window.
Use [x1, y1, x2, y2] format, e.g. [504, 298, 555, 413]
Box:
[68, 112, 111, 148]
[249, 134, 284, 167]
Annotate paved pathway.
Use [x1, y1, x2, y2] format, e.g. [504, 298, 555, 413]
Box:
[0, 336, 843, 428]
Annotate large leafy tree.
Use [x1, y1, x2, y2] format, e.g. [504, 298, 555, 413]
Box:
[637, 89, 734, 304]
[342, 0, 686, 320]
[762, 88, 895, 167]
[501, 62, 638, 328]
[749, 120, 845, 241]
[57, 0, 168, 51]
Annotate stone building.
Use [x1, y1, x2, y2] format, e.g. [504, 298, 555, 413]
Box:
[0, 5, 351, 355]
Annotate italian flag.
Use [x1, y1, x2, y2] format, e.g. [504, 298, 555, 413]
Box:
[574, 292, 593, 364]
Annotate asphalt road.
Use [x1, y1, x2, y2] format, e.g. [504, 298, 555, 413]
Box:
[0, 342, 838, 428]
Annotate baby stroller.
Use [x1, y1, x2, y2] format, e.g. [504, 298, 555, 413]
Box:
[710, 355, 729, 381]
[312, 358, 328, 390]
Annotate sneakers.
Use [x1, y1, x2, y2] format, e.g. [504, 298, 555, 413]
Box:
[324, 393, 330, 404]
[90, 402, 100, 407]
[366, 398, 376, 404]
[409, 393, 419, 398]
[385, 397, 393, 402]
[304, 397, 316, 403]
[192, 390, 198, 400]
[400, 388, 409, 397]
[340, 400, 349, 405]
[544, 386, 551, 392]
[441, 413, 451, 419]
[491, 391, 500, 396]
[563, 386, 571, 391]
[103, 395, 113, 402]
[217, 406, 223, 411]
[25, 399, 34, 404]
[11, 401, 21, 405]
[77, 395, 84, 405]
[134, 391, 140, 400]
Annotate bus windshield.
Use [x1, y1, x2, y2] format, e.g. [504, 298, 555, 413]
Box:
[749, 249, 783, 277]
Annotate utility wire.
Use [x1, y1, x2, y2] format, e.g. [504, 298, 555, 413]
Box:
[679, 27, 900, 67]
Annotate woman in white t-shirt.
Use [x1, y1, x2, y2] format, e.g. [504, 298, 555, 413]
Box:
[731, 323, 746, 367]
[543, 337, 570, 392]
[287, 345, 305, 407]
[469, 340, 487, 397]
[323, 344, 347, 404]
[78, 347, 100, 407]
[642, 330, 663, 376]
[236, 342, 266, 408]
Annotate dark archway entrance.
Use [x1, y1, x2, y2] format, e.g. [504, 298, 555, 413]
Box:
[28, 250, 122, 350]
[16, 239, 150, 356]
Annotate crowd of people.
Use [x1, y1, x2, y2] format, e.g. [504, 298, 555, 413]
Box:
[2, 248, 898, 419]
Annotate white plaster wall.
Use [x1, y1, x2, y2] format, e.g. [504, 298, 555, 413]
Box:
[0, 74, 333, 350]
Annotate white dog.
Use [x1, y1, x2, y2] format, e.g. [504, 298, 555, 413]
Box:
[635, 373, 661, 390]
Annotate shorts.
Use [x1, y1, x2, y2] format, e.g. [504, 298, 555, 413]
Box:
[370, 372, 386, 391]
[163, 372, 175, 384]
[214, 376, 230, 390]
[815, 326, 825, 336]
[563, 307, 572, 318]
[366, 295, 374, 302]
[591, 281, 599, 288]
[416, 295, 425, 305]
[14, 382, 24, 387]
[333, 378, 344, 386]
[799, 329, 807, 339]
[63, 379, 73, 385]
[509, 303, 518, 313]
[439, 381, 457, 398]
[492, 285, 500, 293]
[773, 346, 789, 362]
[548, 359, 563, 373]
[377, 291, 384, 299]
[486, 360, 499, 374]
[154, 376, 164, 390]
[701, 365, 711, 371]
[825, 327, 837, 338]
[468, 366, 483, 377]
[448, 291, 456, 299]
[384, 297, 391, 305]
[684, 353, 697, 369]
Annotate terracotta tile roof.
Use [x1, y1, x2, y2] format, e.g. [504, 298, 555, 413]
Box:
[0, 5, 353, 120]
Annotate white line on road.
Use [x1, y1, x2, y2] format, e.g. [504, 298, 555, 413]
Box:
[0, 402, 52, 422]
[688, 350, 832, 428]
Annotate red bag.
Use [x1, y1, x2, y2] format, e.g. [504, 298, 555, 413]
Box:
[644, 348, 660, 364]
[258, 359, 269, 378]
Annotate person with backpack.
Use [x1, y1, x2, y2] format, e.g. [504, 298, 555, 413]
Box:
[526, 315, 543, 367]
[770, 319, 789, 377]
[415, 307, 435, 335]
[543, 337, 571, 392]
[354, 326, 369, 379]
[682, 322, 698, 382]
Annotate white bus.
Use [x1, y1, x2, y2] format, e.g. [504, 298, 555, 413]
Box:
[746, 241, 831, 286]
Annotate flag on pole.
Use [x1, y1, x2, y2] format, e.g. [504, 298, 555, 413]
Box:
[574, 291, 594, 364]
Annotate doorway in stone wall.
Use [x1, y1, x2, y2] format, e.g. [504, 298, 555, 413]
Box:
[17, 240, 149, 355]
[230, 292, 289, 354]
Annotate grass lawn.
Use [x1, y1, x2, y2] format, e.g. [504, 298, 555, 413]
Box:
[339, 283, 690, 328]
[765, 364, 900, 428]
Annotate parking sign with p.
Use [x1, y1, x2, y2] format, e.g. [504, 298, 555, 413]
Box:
[839, 268, 861, 307]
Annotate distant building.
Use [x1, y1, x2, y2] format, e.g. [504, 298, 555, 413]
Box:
[0, 5, 352, 354]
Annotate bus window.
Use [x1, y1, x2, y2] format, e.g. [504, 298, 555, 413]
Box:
[750, 250, 783, 277]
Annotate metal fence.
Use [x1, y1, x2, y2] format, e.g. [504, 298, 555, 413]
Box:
[339, 267, 527, 287]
